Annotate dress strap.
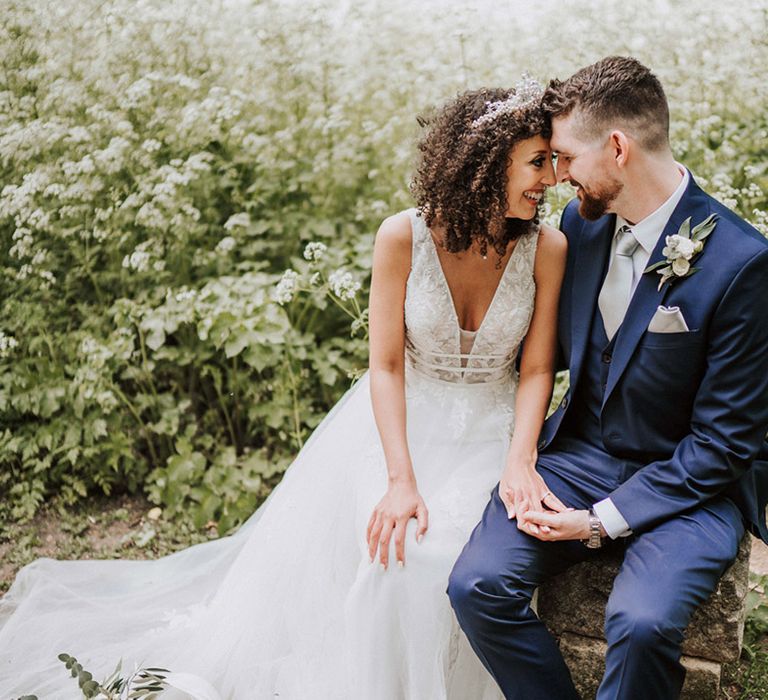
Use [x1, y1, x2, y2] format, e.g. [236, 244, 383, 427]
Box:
[522, 223, 541, 274]
[406, 207, 432, 276]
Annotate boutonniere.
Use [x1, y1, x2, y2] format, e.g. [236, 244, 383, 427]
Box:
[644, 214, 718, 291]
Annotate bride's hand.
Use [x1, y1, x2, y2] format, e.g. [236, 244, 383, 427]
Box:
[366, 479, 428, 569]
[499, 461, 568, 536]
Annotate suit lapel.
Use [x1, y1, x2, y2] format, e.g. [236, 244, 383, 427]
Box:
[603, 176, 712, 404]
[569, 214, 615, 388]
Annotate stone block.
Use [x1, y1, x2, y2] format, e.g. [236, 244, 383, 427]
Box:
[538, 534, 751, 663]
[558, 633, 722, 700]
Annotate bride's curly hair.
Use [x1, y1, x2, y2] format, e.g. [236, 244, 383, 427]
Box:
[410, 87, 551, 258]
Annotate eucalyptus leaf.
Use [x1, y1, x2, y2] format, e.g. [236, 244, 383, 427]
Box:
[691, 214, 718, 242]
[677, 216, 692, 239]
[644, 260, 669, 273]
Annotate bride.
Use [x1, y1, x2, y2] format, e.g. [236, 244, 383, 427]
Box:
[0, 78, 565, 699]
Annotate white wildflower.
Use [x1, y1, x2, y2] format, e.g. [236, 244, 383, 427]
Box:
[39, 270, 56, 288]
[142, 139, 162, 153]
[174, 289, 197, 303]
[273, 269, 299, 305]
[329, 269, 361, 300]
[123, 250, 151, 272]
[303, 241, 327, 262]
[216, 236, 236, 253]
[224, 212, 250, 230]
[0, 331, 19, 359]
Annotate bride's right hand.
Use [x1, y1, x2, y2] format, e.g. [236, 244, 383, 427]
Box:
[499, 462, 568, 535]
[366, 479, 428, 569]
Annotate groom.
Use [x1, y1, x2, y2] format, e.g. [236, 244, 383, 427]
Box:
[448, 56, 768, 700]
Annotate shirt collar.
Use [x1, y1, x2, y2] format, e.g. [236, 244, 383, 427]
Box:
[615, 165, 689, 255]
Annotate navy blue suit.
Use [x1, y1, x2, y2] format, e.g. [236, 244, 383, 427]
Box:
[448, 174, 768, 699]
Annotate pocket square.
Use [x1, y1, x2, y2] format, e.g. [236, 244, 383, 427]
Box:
[648, 305, 690, 333]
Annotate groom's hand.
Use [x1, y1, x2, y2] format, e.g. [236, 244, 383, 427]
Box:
[519, 508, 601, 542]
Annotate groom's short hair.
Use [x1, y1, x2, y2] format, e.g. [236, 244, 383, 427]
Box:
[542, 56, 670, 152]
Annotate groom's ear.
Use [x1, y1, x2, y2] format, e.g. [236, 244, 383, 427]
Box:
[608, 130, 630, 168]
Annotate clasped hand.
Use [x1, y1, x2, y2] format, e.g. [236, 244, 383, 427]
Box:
[499, 464, 591, 541]
[366, 479, 428, 569]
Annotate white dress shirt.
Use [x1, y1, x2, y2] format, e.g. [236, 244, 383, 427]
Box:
[593, 166, 689, 539]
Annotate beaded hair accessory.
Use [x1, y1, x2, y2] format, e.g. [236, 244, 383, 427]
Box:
[471, 73, 545, 129]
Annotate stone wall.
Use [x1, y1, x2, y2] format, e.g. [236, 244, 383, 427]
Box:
[537, 535, 751, 699]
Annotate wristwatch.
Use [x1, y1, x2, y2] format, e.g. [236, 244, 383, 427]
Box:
[581, 508, 603, 549]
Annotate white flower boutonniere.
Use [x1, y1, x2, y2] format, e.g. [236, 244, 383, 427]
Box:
[644, 214, 718, 291]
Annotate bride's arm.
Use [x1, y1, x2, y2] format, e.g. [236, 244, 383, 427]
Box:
[366, 212, 428, 570]
[499, 224, 569, 533]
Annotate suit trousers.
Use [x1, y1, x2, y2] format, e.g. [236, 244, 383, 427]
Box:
[447, 464, 745, 700]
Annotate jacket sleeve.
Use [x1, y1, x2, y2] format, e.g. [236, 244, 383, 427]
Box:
[610, 245, 768, 532]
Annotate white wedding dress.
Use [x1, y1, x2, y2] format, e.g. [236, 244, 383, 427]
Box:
[0, 208, 538, 700]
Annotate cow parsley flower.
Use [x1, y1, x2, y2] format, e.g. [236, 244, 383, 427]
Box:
[328, 269, 361, 300]
[273, 269, 299, 304]
[303, 241, 327, 262]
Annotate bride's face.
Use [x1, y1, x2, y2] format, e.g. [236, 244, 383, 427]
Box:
[504, 134, 556, 220]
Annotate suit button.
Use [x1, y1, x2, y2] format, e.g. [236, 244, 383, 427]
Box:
[602, 352, 612, 364]
[561, 395, 569, 410]
[538, 438, 547, 450]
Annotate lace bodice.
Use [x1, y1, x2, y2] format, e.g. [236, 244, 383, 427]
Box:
[404, 207, 538, 385]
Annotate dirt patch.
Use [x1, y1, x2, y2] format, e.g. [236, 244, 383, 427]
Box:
[0, 495, 215, 593]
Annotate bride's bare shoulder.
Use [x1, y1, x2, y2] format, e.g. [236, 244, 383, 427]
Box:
[534, 223, 568, 283]
[376, 211, 413, 246]
[373, 211, 413, 270]
[537, 223, 568, 258]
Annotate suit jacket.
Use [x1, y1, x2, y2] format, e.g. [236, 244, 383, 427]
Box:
[539, 173, 768, 542]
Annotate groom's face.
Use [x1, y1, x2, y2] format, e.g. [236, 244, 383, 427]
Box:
[551, 113, 623, 221]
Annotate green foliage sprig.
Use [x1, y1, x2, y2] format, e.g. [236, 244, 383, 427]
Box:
[18, 653, 170, 700]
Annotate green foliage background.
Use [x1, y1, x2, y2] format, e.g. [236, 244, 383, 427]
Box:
[0, 0, 766, 531]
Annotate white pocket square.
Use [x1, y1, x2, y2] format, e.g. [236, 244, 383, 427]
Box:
[648, 305, 690, 333]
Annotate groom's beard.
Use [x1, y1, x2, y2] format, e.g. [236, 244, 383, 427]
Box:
[575, 178, 623, 221]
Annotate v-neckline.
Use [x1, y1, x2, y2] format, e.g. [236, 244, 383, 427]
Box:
[425, 225, 521, 341]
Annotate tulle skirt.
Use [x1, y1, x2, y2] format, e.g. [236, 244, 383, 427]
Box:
[0, 368, 515, 699]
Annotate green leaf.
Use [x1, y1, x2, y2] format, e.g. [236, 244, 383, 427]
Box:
[81, 680, 100, 697]
[691, 213, 718, 242]
[644, 260, 669, 273]
[677, 216, 692, 239]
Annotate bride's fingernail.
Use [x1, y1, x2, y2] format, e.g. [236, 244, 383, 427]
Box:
[398, 560, 404, 569]
[417, 534, 423, 544]
[381, 563, 387, 571]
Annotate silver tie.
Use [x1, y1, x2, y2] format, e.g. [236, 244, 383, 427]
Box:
[598, 225, 640, 340]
